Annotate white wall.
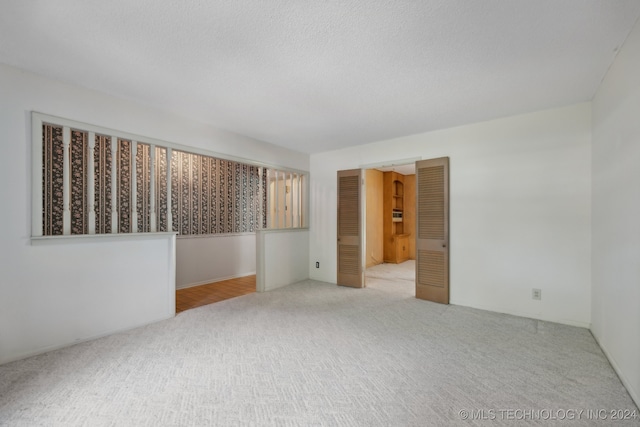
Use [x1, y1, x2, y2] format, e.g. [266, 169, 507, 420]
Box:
[176, 235, 256, 289]
[1, 234, 176, 364]
[310, 103, 592, 328]
[256, 229, 310, 292]
[0, 64, 309, 364]
[591, 19, 640, 407]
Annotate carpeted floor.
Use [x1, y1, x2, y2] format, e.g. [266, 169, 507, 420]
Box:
[366, 260, 415, 283]
[365, 261, 415, 297]
[0, 275, 638, 426]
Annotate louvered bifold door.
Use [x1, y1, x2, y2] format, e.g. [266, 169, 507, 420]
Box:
[337, 169, 363, 288]
[415, 158, 449, 303]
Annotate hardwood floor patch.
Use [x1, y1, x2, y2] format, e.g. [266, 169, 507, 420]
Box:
[176, 275, 256, 313]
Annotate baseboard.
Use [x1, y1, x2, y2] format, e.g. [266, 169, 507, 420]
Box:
[590, 330, 640, 409]
[176, 272, 256, 290]
[0, 312, 174, 366]
[451, 299, 591, 329]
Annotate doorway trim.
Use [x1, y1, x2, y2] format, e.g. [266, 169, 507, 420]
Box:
[360, 157, 423, 171]
[358, 157, 422, 292]
[340, 156, 450, 304]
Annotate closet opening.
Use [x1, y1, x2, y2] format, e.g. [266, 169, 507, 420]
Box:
[338, 157, 449, 303]
[364, 163, 416, 297]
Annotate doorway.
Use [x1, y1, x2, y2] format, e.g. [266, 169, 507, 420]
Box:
[337, 157, 450, 304]
[364, 163, 416, 296]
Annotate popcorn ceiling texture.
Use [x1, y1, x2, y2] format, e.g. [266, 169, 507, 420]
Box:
[1, 1, 639, 153]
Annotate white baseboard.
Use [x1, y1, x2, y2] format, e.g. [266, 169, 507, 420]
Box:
[0, 312, 174, 366]
[176, 272, 256, 290]
[451, 299, 592, 329]
[590, 330, 640, 409]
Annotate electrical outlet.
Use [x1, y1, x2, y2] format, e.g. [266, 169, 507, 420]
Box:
[532, 288, 542, 300]
[316, 262, 319, 268]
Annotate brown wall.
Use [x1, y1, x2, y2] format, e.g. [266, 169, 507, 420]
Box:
[404, 174, 416, 260]
[365, 169, 384, 267]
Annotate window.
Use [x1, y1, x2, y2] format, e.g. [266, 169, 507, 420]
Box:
[33, 113, 307, 237]
[168, 150, 267, 234]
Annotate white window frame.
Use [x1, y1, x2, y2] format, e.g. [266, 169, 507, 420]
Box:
[31, 112, 309, 239]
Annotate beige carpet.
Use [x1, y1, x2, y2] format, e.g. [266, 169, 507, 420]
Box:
[366, 260, 415, 282]
[365, 261, 415, 297]
[0, 279, 638, 426]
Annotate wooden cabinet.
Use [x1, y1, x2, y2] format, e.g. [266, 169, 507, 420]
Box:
[383, 171, 411, 263]
[394, 234, 410, 263]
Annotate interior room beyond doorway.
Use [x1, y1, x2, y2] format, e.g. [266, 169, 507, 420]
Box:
[365, 163, 417, 288]
[365, 260, 415, 297]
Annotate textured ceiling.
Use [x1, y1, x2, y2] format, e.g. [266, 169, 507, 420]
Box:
[2, 1, 640, 154]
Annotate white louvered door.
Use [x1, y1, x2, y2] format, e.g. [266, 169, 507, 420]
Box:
[337, 169, 363, 288]
[415, 158, 449, 303]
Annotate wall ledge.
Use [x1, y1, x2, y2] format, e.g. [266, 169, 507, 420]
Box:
[256, 227, 309, 234]
[31, 232, 177, 245]
[177, 232, 255, 239]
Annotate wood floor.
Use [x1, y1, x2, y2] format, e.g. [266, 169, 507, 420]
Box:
[176, 275, 256, 313]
